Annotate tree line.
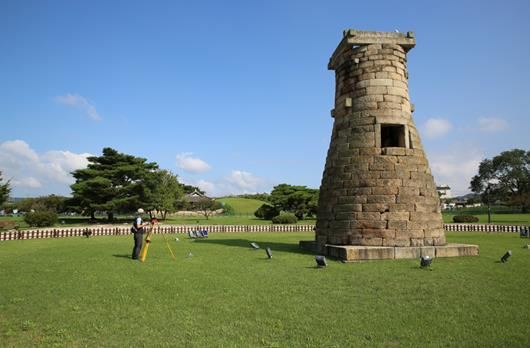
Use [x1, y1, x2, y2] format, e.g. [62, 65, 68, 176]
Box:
[1, 148, 204, 222]
[2, 147, 528, 225]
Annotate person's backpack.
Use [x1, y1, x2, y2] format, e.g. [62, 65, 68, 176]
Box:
[131, 218, 139, 233]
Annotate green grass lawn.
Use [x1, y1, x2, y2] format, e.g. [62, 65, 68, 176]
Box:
[217, 197, 267, 215]
[1, 232, 529, 346]
[442, 212, 530, 225]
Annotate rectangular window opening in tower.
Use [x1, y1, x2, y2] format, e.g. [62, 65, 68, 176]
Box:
[381, 124, 406, 148]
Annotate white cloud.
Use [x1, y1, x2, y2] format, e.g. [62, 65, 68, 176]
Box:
[195, 180, 216, 194]
[423, 118, 452, 139]
[0, 140, 91, 196]
[225, 170, 265, 193]
[12, 177, 42, 189]
[478, 117, 508, 132]
[176, 153, 211, 173]
[429, 148, 483, 196]
[55, 94, 102, 121]
[181, 170, 270, 197]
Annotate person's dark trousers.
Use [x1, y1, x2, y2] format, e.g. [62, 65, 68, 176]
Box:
[132, 231, 144, 259]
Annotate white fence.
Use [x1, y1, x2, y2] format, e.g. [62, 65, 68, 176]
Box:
[0, 224, 316, 241]
[1, 223, 528, 242]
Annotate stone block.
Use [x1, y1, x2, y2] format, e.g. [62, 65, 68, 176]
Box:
[382, 148, 406, 156]
[371, 78, 394, 86]
[351, 117, 377, 126]
[361, 237, 383, 246]
[378, 101, 402, 110]
[399, 187, 419, 195]
[393, 239, 411, 247]
[349, 187, 373, 195]
[336, 203, 363, 212]
[337, 245, 396, 260]
[353, 101, 378, 110]
[435, 244, 479, 257]
[335, 212, 356, 221]
[366, 228, 396, 239]
[394, 247, 421, 259]
[380, 170, 410, 179]
[386, 86, 408, 98]
[358, 72, 376, 81]
[377, 179, 402, 187]
[405, 229, 425, 238]
[385, 211, 410, 221]
[356, 95, 384, 103]
[414, 203, 439, 213]
[330, 220, 351, 229]
[362, 203, 388, 212]
[410, 238, 424, 247]
[372, 186, 399, 195]
[367, 195, 396, 204]
[392, 80, 408, 89]
[373, 59, 392, 66]
[366, 86, 388, 95]
[387, 220, 407, 230]
[355, 212, 382, 220]
[410, 212, 440, 222]
[396, 194, 421, 204]
[354, 220, 388, 229]
[420, 246, 435, 257]
[388, 203, 414, 212]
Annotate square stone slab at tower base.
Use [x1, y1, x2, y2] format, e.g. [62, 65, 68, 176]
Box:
[299, 241, 479, 261]
[327, 243, 478, 261]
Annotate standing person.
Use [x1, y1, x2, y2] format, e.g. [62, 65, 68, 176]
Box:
[131, 208, 148, 260]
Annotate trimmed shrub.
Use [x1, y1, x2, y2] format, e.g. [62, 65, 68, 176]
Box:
[222, 203, 235, 215]
[452, 215, 479, 223]
[254, 204, 279, 220]
[24, 210, 58, 227]
[272, 212, 298, 224]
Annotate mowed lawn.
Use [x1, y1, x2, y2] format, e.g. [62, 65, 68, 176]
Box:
[442, 212, 530, 225]
[217, 197, 267, 215]
[1, 232, 529, 347]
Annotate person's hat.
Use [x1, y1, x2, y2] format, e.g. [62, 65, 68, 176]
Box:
[137, 208, 145, 214]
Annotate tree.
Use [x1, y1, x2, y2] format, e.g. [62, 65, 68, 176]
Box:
[17, 195, 66, 213]
[69, 148, 159, 220]
[470, 149, 530, 213]
[195, 199, 223, 220]
[269, 184, 319, 220]
[182, 184, 205, 195]
[185, 195, 222, 220]
[254, 204, 279, 220]
[147, 170, 184, 219]
[0, 171, 11, 207]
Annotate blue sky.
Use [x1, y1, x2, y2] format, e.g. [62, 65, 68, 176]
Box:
[1, 0, 529, 197]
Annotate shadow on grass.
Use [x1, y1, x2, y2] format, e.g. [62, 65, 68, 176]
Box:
[112, 254, 132, 259]
[194, 238, 315, 256]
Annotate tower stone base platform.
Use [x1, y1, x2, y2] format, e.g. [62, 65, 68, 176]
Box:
[299, 241, 478, 261]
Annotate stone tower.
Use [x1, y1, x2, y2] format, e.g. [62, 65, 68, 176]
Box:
[315, 29, 447, 254]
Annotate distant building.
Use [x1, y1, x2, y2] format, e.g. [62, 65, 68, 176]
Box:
[183, 189, 212, 204]
[436, 185, 452, 199]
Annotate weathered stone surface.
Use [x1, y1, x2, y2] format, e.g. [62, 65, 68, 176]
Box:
[342, 245, 395, 260]
[394, 247, 421, 259]
[324, 244, 478, 261]
[435, 244, 479, 257]
[315, 29, 458, 255]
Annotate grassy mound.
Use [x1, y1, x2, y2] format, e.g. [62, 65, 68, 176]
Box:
[217, 197, 268, 215]
[1, 232, 529, 346]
